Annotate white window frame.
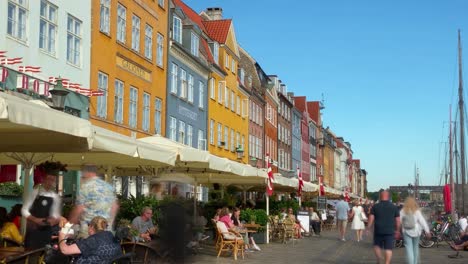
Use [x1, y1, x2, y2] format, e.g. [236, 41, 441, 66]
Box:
[198, 81, 204, 109]
[187, 125, 193, 147]
[209, 119, 214, 145]
[180, 68, 187, 99]
[224, 53, 229, 69]
[39, 0, 57, 55]
[172, 16, 182, 44]
[178, 120, 186, 144]
[217, 123, 222, 146]
[7, 0, 28, 42]
[142, 93, 150, 132]
[100, 0, 110, 34]
[158, 0, 164, 8]
[131, 15, 140, 52]
[241, 99, 248, 118]
[97, 72, 108, 118]
[224, 126, 229, 150]
[156, 33, 164, 67]
[190, 32, 199, 57]
[218, 81, 224, 104]
[236, 132, 240, 149]
[67, 15, 82, 66]
[154, 98, 162, 134]
[224, 86, 229, 108]
[170, 63, 178, 94]
[169, 116, 177, 141]
[188, 74, 194, 103]
[212, 42, 219, 64]
[231, 129, 235, 152]
[209, 78, 215, 100]
[236, 96, 240, 115]
[144, 24, 153, 60]
[197, 130, 204, 150]
[114, 79, 124, 124]
[129, 87, 138, 128]
[117, 4, 126, 43]
[231, 60, 235, 73]
[230, 91, 235, 111]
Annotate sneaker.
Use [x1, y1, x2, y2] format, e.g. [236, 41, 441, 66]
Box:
[253, 244, 261, 251]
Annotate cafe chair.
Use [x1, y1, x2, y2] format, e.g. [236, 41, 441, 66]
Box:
[1, 237, 21, 248]
[215, 222, 244, 260]
[3, 247, 46, 264]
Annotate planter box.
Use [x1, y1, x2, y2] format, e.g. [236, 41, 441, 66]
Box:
[251, 231, 267, 244]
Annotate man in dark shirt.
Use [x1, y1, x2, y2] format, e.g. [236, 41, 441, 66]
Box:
[367, 190, 400, 264]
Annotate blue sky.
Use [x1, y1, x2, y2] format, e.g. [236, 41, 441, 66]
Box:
[185, 0, 468, 191]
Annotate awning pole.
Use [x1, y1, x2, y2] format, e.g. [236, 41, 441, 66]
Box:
[266, 193, 269, 244]
[21, 165, 33, 236]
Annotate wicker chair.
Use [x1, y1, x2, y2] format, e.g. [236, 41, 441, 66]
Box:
[215, 222, 244, 260]
[282, 218, 298, 244]
[3, 247, 46, 264]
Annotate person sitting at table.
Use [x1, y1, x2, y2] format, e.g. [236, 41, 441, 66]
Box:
[309, 207, 321, 237]
[58, 216, 122, 264]
[287, 208, 307, 238]
[280, 208, 288, 220]
[212, 208, 222, 222]
[0, 207, 23, 245]
[231, 207, 261, 251]
[8, 204, 22, 230]
[132, 207, 157, 242]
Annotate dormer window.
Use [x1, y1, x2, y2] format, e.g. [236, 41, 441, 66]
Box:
[212, 42, 219, 64]
[190, 32, 199, 57]
[239, 68, 245, 85]
[172, 16, 182, 44]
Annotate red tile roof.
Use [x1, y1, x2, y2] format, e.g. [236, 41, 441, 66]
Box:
[307, 101, 320, 124]
[202, 19, 232, 44]
[293, 96, 307, 112]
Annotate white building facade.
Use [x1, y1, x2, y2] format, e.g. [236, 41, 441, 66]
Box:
[1, 0, 91, 87]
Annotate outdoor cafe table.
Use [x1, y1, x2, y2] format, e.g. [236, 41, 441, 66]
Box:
[0, 247, 25, 262]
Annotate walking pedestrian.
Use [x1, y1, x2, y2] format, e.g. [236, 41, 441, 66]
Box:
[366, 190, 400, 264]
[400, 197, 431, 264]
[69, 164, 118, 238]
[350, 200, 365, 242]
[336, 195, 350, 241]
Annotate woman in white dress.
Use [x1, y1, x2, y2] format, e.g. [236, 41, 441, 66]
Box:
[350, 201, 365, 242]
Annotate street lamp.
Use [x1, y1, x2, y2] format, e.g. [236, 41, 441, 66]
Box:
[49, 78, 70, 110]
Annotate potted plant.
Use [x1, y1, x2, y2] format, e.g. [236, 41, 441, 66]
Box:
[0, 181, 23, 196]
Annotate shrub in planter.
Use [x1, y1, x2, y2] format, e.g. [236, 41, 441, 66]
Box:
[0, 181, 23, 196]
[117, 195, 159, 225]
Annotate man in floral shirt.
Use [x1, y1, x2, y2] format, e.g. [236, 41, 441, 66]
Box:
[70, 164, 118, 238]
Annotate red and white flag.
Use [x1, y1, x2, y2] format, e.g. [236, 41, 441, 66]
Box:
[265, 154, 274, 196]
[297, 165, 304, 197]
[20, 75, 29, 89]
[319, 176, 325, 196]
[48, 77, 70, 84]
[18, 65, 41, 73]
[344, 188, 350, 202]
[0, 57, 23, 65]
[1, 68, 8, 82]
[0, 51, 6, 58]
[32, 79, 40, 94]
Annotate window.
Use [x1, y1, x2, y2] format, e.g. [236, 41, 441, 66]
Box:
[188, 74, 194, 103]
[158, 0, 164, 8]
[7, 0, 28, 41]
[178, 121, 185, 144]
[169, 117, 177, 141]
[154, 98, 162, 134]
[240, 69, 245, 85]
[230, 91, 235, 111]
[217, 123, 222, 146]
[129, 87, 138, 128]
[156, 33, 164, 67]
[170, 63, 178, 94]
[190, 32, 199, 57]
[209, 119, 214, 145]
[100, 0, 110, 34]
[224, 126, 229, 150]
[198, 130, 204, 150]
[131, 15, 140, 52]
[209, 78, 215, 99]
[224, 53, 229, 68]
[114, 80, 124, 123]
[172, 16, 182, 43]
[97, 72, 108, 118]
[180, 69, 187, 99]
[236, 132, 240, 149]
[39, 0, 57, 54]
[241, 99, 248, 118]
[144, 24, 153, 59]
[224, 86, 229, 108]
[231, 129, 235, 152]
[236, 96, 240, 115]
[231, 60, 235, 73]
[142, 93, 150, 132]
[218, 81, 224, 103]
[198, 81, 204, 109]
[67, 15, 82, 66]
[249, 135, 253, 156]
[187, 125, 193, 147]
[241, 135, 245, 151]
[117, 4, 126, 43]
[213, 42, 219, 63]
[249, 101, 252, 121]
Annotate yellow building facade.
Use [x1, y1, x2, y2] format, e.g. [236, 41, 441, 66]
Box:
[90, 0, 168, 137]
[204, 18, 249, 163]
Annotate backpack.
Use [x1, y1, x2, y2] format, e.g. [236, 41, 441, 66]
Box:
[402, 213, 416, 229]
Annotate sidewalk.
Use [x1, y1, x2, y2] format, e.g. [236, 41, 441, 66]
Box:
[191, 229, 466, 263]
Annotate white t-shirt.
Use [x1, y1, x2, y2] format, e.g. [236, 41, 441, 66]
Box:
[459, 217, 467, 232]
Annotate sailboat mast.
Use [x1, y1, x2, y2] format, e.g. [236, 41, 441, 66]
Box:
[449, 105, 455, 217]
[458, 29, 466, 215]
[454, 121, 460, 211]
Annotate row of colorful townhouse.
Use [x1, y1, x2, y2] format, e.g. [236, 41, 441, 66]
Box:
[0, 0, 366, 197]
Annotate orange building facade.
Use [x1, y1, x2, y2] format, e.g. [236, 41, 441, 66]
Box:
[90, 0, 168, 137]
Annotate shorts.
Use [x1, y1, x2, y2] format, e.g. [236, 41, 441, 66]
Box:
[373, 234, 394, 250]
[337, 219, 348, 229]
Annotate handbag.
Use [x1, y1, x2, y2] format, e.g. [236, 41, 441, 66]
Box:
[360, 210, 368, 221]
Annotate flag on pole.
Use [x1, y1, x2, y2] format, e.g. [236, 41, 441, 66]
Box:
[0, 57, 23, 65]
[319, 176, 325, 196]
[18, 65, 41, 73]
[297, 165, 304, 197]
[265, 154, 274, 196]
[344, 188, 350, 202]
[48, 76, 70, 84]
[0, 51, 6, 58]
[1, 68, 8, 82]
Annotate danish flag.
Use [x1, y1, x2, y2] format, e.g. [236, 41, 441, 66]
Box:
[297, 165, 304, 197]
[48, 77, 70, 84]
[0, 51, 6, 58]
[319, 176, 325, 196]
[18, 66, 41, 73]
[1, 68, 8, 82]
[265, 154, 274, 196]
[0, 57, 23, 65]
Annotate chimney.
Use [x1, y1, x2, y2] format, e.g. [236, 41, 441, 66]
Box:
[205, 7, 223, 20]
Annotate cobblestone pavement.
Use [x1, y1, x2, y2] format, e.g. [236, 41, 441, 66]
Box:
[190, 230, 466, 264]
